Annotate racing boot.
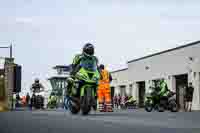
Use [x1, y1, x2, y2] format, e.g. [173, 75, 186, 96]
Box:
[98, 103, 105, 112]
[105, 103, 113, 112]
[66, 77, 74, 96]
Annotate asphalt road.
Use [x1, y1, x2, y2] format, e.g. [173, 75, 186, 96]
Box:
[0, 109, 200, 133]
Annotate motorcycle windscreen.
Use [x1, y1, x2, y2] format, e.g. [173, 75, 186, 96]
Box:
[80, 58, 97, 72]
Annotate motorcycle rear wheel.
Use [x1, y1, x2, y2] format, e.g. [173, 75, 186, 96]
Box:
[169, 100, 178, 112]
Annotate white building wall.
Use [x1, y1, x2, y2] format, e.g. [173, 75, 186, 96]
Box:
[128, 44, 200, 81]
[111, 69, 131, 96]
[133, 82, 139, 102]
[111, 69, 129, 86]
[128, 43, 200, 110]
[166, 76, 176, 92]
[192, 72, 200, 110]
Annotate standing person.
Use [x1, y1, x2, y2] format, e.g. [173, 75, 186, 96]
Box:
[125, 94, 129, 103]
[26, 93, 30, 108]
[22, 95, 26, 107]
[113, 95, 117, 109]
[13, 94, 16, 110]
[16, 93, 20, 107]
[98, 64, 113, 112]
[185, 82, 194, 112]
[158, 79, 169, 97]
[118, 94, 121, 109]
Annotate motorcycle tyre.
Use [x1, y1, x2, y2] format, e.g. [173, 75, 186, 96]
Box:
[158, 104, 165, 112]
[170, 100, 178, 112]
[81, 96, 91, 115]
[145, 101, 153, 112]
[81, 88, 93, 115]
[68, 97, 81, 114]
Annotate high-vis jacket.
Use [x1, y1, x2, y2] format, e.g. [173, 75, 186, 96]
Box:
[71, 54, 98, 76]
[159, 81, 169, 96]
[99, 69, 112, 89]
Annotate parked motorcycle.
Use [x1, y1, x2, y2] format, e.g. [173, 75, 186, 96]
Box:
[68, 61, 100, 115]
[159, 91, 178, 112]
[145, 90, 178, 112]
[121, 97, 137, 109]
[125, 100, 137, 109]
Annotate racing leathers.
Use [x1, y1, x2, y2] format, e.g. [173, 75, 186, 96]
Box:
[30, 82, 44, 94]
[48, 95, 57, 105]
[158, 80, 170, 97]
[30, 82, 45, 108]
[67, 54, 99, 97]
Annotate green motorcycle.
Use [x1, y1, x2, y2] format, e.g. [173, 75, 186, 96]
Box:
[145, 88, 177, 112]
[68, 57, 100, 115]
[144, 91, 160, 112]
[144, 87, 162, 112]
[47, 96, 58, 109]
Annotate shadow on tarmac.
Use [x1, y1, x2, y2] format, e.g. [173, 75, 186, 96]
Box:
[88, 112, 130, 117]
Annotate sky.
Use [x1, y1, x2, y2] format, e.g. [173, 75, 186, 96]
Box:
[0, 0, 200, 94]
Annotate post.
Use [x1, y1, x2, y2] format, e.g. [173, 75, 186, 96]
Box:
[10, 44, 12, 59]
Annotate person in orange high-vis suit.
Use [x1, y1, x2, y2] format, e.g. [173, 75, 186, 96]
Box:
[98, 64, 113, 112]
[21, 96, 26, 107]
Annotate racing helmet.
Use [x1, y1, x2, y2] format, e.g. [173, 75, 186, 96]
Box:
[99, 64, 105, 70]
[83, 43, 94, 56]
[35, 78, 39, 83]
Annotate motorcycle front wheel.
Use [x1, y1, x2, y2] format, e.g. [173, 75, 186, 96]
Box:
[145, 101, 153, 112]
[68, 97, 81, 114]
[156, 102, 165, 112]
[81, 96, 91, 115]
[81, 87, 94, 115]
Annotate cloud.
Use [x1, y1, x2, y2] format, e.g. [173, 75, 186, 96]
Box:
[15, 17, 33, 24]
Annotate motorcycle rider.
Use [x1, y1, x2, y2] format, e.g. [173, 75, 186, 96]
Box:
[98, 64, 113, 112]
[30, 78, 45, 109]
[48, 92, 57, 108]
[30, 78, 45, 93]
[158, 79, 170, 109]
[158, 79, 170, 97]
[66, 43, 99, 101]
[48, 92, 56, 102]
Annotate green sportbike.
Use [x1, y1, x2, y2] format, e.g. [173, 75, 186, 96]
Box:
[68, 57, 100, 115]
[47, 95, 58, 109]
[145, 87, 178, 112]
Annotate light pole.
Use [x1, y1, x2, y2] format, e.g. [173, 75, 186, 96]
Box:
[0, 43, 13, 58]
